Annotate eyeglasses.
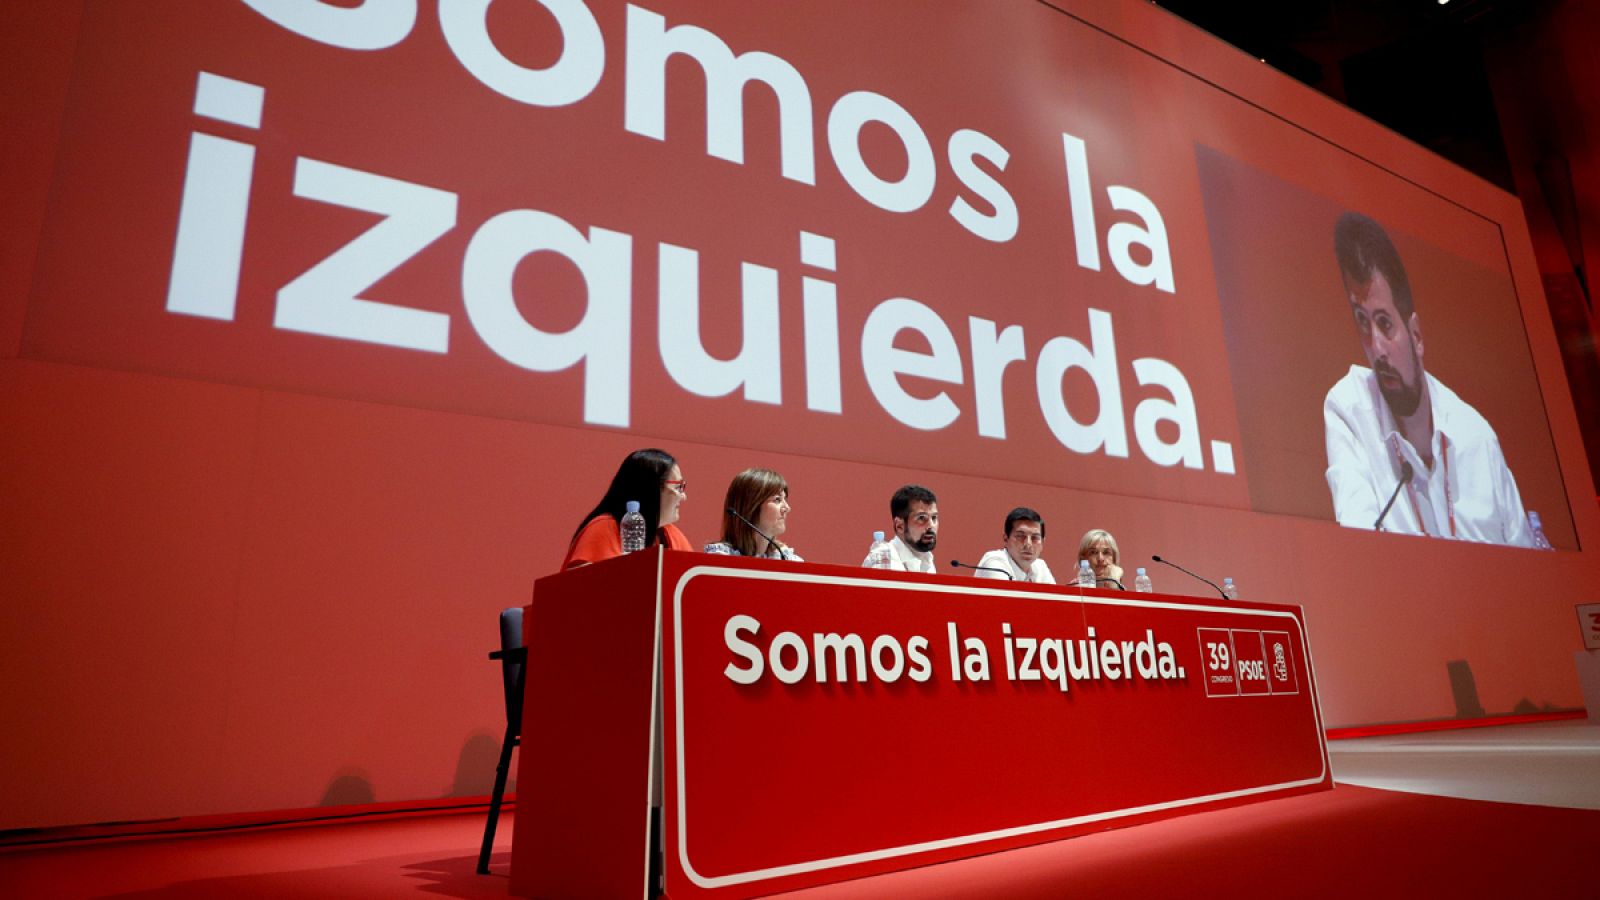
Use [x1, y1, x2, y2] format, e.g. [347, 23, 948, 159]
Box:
[664, 479, 688, 495]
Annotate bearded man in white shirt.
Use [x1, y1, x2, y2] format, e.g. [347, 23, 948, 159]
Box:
[974, 508, 1055, 583]
[1323, 212, 1535, 547]
[862, 484, 940, 572]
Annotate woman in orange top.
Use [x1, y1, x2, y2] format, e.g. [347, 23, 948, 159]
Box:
[563, 448, 693, 569]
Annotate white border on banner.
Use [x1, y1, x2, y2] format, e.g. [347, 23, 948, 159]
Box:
[644, 550, 666, 899]
[669, 565, 1330, 889]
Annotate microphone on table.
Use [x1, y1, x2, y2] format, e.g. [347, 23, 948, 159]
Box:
[725, 506, 779, 556]
[1373, 460, 1415, 532]
[1096, 576, 1126, 591]
[949, 560, 1013, 579]
[1151, 555, 1228, 600]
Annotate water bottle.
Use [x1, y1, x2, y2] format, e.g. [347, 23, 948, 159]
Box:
[1527, 511, 1554, 551]
[1077, 559, 1095, 588]
[1134, 567, 1153, 593]
[867, 531, 895, 569]
[1222, 577, 1238, 600]
[620, 500, 647, 553]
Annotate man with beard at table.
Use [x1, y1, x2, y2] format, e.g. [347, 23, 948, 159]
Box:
[863, 484, 940, 573]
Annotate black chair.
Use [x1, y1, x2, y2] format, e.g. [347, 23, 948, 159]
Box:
[478, 606, 527, 875]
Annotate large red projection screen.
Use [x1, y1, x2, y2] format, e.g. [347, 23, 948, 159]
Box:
[2, 0, 1595, 832]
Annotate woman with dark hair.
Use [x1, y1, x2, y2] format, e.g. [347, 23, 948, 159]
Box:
[562, 448, 692, 569]
[704, 468, 803, 561]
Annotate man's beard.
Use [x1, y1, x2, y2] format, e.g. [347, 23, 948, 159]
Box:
[1377, 356, 1423, 419]
[912, 532, 938, 553]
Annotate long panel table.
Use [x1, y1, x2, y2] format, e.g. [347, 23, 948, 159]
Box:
[511, 550, 1328, 898]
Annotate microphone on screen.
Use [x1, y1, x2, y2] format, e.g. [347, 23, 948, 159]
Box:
[1373, 461, 1414, 532]
[1151, 555, 1227, 600]
[725, 506, 779, 555]
[949, 560, 1013, 579]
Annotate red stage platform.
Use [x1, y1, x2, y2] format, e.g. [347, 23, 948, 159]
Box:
[0, 785, 1595, 897]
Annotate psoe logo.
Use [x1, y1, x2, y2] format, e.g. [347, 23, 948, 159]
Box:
[1272, 641, 1289, 681]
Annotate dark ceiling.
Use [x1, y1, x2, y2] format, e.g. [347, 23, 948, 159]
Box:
[1154, 0, 1556, 192]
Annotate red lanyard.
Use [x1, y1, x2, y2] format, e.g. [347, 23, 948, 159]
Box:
[1394, 434, 1453, 537]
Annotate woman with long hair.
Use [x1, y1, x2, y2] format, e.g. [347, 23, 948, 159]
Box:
[562, 448, 692, 569]
[703, 468, 802, 561]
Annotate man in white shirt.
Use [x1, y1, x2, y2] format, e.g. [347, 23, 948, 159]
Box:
[862, 485, 940, 572]
[1323, 212, 1535, 547]
[974, 508, 1056, 583]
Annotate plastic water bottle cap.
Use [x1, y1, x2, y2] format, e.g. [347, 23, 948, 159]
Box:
[1137, 567, 1147, 576]
[626, 500, 640, 513]
[1223, 577, 1233, 585]
[1081, 560, 1090, 569]
[1529, 511, 1543, 527]
[874, 530, 885, 542]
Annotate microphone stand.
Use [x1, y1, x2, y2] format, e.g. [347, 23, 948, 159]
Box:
[1150, 555, 1227, 600]
[1373, 461, 1415, 531]
[949, 560, 1014, 579]
[1096, 577, 1126, 591]
[725, 506, 780, 557]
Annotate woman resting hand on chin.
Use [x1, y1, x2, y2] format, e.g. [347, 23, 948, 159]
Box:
[1077, 528, 1124, 588]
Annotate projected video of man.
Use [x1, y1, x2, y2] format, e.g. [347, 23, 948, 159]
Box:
[1323, 212, 1536, 547]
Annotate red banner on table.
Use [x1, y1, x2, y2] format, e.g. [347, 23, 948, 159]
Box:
[659, 552, 1328, 895]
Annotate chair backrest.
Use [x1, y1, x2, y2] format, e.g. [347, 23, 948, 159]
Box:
[498, 606, 525, 730]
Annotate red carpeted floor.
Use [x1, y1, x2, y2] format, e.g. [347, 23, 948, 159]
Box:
[0, 785, 1595, 898]
[0, 809, 514, 899]
[800, 783, 1599, 899]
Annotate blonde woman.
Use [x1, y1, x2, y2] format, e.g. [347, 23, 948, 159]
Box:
[1077, 529, 1124, 588]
